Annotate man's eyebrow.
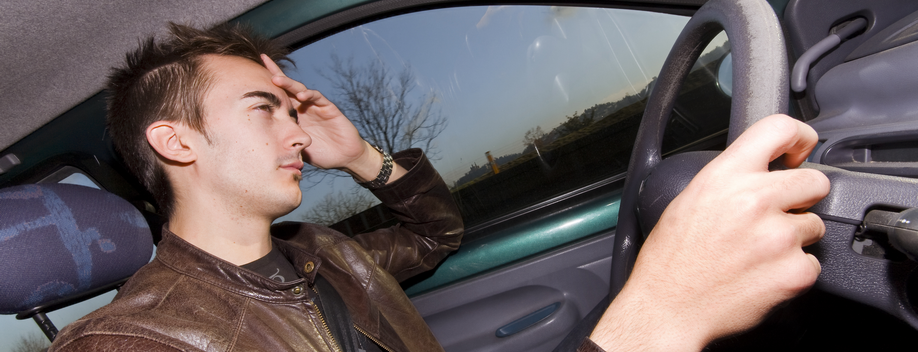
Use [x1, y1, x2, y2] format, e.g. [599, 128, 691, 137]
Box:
[242, 91, 282, 108]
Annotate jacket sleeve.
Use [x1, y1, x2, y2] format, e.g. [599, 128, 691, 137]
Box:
[576, 338, 606, 352]
[348, 148, 464, 282]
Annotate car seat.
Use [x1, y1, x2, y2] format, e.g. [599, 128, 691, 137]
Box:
[0, 184, 153, 342]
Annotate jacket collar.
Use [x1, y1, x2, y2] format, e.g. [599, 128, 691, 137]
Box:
[155, 225, 323, 302]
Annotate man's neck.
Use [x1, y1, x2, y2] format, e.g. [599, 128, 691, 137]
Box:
[168, 198, 274, 266]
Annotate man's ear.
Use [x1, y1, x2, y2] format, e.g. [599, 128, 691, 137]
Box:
[146, 121, 196, 163]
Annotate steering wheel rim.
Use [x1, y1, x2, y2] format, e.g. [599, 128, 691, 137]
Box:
[610, 0, 789, 296]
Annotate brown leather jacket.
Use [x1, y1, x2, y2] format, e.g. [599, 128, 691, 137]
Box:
[50, 149, 463, 352]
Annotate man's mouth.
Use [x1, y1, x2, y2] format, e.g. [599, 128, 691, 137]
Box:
[280, 160, 305, 175]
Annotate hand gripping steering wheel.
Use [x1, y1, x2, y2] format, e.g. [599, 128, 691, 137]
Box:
[613, 0, 918, 331]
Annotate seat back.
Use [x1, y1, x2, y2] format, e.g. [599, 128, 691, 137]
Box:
[0, 184, 153, 340]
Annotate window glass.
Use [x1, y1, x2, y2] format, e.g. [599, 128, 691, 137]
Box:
[58, 172, 101, 189]
[276, 6, 731, 230]
[38, 165, 102, 189]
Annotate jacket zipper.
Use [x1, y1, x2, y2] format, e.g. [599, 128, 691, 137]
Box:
[309, 285, 396, 352]
[311, 286, 343, 352]
[354, 324, 394, 352]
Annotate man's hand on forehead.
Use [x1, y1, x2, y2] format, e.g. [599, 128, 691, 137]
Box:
[260, 54, 400, 183]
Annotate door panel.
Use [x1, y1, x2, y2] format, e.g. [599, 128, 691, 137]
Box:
[412, 233, 614, 352]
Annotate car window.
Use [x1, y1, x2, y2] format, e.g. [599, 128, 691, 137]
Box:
[38, 166, 103, 189]
[275, 5, 731, 234]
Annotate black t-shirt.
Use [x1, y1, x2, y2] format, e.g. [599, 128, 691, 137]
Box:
[242, 246, 383, 352]
[241, 245, 299, 283]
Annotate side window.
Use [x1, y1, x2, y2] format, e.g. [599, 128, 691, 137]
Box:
[39, 166, 103, 189]
[276, 6, 731, 231]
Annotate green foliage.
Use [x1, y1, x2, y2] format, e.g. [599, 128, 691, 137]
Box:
[558, 109, 595, 136]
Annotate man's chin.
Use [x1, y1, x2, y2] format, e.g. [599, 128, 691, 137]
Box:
[270, 201, 301, 220]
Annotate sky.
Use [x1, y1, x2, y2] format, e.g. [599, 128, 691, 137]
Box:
[1, 5, 730, 350]
[275, 5, 718, 223]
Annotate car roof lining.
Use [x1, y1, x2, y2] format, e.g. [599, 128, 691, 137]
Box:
[0, 0, 268, 152]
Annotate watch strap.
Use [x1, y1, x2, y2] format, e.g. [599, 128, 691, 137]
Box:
[358, 145, 393, 189]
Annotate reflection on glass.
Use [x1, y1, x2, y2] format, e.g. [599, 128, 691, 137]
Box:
[277, 6, 731, 229]
[662, 32, 731, 154]
[717, 52, 733, 97]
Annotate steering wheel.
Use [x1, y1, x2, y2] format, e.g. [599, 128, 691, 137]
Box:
[612, 0, 918, 331]
[611, 0, 788, 295]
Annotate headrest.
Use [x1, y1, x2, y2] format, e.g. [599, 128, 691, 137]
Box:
[0, 184, 153, 314]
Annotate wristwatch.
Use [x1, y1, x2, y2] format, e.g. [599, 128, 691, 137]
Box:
[358, 144, 393, 189]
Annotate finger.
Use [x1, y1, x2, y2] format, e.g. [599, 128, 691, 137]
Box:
[721, 115, 819, 171]
[784, 211, 826, 247]
[261, 54, 286, 77]
[780, 251, 822, 294]
[271, 75, 311, 102]
[763, 168, 830, 211]
[291, 89, 333, 110]
[807, 253, 822, 276]
[781, 120, 819, 168]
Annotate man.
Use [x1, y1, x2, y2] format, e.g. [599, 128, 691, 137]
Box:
[52, 23, 829, 352]
[51, 23, 463, 351]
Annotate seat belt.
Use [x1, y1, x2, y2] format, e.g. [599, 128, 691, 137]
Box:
[314, 274, 363, 352]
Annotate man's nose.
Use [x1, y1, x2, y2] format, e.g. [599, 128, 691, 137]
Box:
[286, 120, 311, 151]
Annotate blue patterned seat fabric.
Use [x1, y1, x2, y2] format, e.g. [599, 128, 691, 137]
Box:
[0, 183, 153, 315]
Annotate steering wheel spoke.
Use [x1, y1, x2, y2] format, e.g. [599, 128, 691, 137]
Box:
[806, 164, 918, 329]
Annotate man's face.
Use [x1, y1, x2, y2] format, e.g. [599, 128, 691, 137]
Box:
[191, 54, 310, 219]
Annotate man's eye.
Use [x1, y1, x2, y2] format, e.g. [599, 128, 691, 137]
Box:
[289, 109, 298, 123]
[255, 105, 274, 113]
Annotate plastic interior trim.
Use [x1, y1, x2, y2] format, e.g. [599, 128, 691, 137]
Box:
[495, 302, 561, 337]
[232, 0, 373, 38]
[403, 193, 620, 296]
[791, 17, 866, 92]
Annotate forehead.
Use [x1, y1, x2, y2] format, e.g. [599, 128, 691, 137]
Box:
[199, 54, 278, 100]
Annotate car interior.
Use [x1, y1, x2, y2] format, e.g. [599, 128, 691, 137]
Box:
[2, 0, 918, 351]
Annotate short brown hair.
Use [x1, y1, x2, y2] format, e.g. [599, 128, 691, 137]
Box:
[107, 22, 291, 217]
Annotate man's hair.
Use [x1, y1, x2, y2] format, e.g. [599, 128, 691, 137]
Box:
[107, 23, 291, 217]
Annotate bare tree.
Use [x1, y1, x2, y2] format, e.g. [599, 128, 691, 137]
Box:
[300, 55, 447, 189]
[301, 187, 379, 226]
[297, 55, 447, 224]
[523, 126, 546, 147]
[322, 55, 446, 154]
[12, 333, 50, 352]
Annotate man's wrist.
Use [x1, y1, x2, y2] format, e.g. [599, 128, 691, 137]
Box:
[341, 141, 384, 182]
[356, 145, 393, 189]
[342, 141, 407, 187]
[590, 283, 708, 352]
